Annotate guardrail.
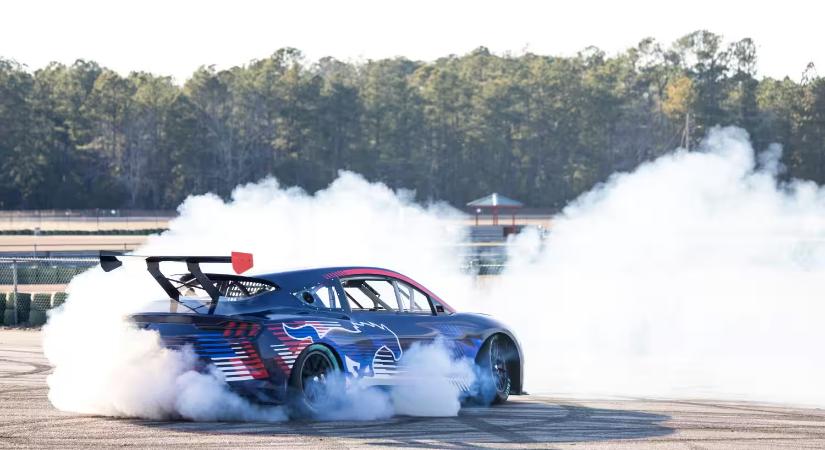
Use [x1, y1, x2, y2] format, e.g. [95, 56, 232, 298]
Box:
[0, 242, 143, 257]
[0, 209, 175, 232]
[0, 209, 174, 216]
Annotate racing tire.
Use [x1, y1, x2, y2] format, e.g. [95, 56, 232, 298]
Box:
[288, 344, 340, 418]
[476, 334, 514, 405]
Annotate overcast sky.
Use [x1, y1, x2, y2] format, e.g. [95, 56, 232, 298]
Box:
[3, 0, 822, 83]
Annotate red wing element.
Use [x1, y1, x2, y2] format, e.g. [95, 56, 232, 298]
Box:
[231, 252, 254, 274]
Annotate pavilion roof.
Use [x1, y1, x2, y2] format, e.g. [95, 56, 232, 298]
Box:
[466, 193, 524, 208]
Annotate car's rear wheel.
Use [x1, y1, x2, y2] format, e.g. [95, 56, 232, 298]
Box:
[477, 334, 514, 404]
[289, 344, 340, 417]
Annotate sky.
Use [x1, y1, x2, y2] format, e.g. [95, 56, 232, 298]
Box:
[2, 0, 823, 83]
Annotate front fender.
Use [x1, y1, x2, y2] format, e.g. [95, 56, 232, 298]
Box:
[457, 313, 525, 394]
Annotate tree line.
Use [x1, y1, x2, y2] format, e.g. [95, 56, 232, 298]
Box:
[1, 30, 823, 210]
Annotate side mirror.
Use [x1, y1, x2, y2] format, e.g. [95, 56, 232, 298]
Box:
[435, 304, 445, 313]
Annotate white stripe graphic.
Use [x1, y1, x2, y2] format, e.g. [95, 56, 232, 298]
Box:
[225, 375, 254, 381]
[220, 369, 252, 376]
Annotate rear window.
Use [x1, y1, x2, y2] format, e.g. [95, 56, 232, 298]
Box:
[292, 281, 345, 311]
[176, 273, 278, 300]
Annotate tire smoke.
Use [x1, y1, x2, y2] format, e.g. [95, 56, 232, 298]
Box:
[43, 173, 473, 421]
[480, 126, 825, 406]
[306, 339, 475, 420]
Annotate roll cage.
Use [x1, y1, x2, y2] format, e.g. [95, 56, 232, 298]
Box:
[317, 274, 448, 315]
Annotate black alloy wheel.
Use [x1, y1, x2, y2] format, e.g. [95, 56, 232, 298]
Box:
[300, 350, 334, 404]
[289, 344, 340, 416]
[479, 334, 512, 404]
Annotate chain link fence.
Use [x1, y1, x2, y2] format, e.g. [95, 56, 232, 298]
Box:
[462, 244, 508, 275]
[0, 257, 97, 326]
[464, 254, 507, 275]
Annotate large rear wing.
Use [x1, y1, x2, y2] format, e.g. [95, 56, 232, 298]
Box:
[99, 251, 254, 302]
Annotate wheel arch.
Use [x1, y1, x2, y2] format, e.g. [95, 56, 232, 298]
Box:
[288, 341, 343, 383]
[317, 341, 344, 371]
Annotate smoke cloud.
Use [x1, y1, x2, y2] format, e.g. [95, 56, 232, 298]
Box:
[43, 173, 472, 421]
[391, 338, 476, 416]
[481, 126, 825, 406]
[309, 339, 475, 420]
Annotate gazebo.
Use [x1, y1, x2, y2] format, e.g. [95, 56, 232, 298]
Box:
[467, 193, 524, 226]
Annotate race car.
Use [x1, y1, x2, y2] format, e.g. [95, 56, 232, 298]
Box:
[101, 252, 523, 414]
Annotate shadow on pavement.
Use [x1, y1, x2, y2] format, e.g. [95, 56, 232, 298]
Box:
[131, 399, 673, 447]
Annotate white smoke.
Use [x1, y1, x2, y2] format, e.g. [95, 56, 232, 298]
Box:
[43, 172, 472, 421]
[481, 126, 825, 406]
[391, 338, 476, 416]
[43, 258, 286, 421]
[305, 339, 475, 420]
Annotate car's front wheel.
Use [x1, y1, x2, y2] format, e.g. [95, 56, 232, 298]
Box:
[477, 334, 514, 404]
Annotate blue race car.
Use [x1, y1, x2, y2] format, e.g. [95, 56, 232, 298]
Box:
[101, 252, 523, 412]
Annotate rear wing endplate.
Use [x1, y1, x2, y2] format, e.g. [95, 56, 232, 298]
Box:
[99, 251, 254, 302]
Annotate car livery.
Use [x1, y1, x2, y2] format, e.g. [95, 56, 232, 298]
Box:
[100, 252, 523, 407]
[280, 320, 403, 378]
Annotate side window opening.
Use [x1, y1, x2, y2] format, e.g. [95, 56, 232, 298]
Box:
[396, 281, 434, 314]
[341, 278, 397, 312]
[365, 279, 399, 310]
[340, 277, 435, 315]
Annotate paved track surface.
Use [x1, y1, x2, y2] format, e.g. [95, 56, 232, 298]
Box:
[3, 329, 825, 449]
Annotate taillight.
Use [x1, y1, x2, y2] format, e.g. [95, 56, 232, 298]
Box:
[193, 320, 261, 337]
[222, 321, 261, 337]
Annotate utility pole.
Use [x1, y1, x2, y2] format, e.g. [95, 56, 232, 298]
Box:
[682, 112, 692, 151]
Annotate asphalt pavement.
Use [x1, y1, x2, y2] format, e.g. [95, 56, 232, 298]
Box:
[2, 329, 825, 449]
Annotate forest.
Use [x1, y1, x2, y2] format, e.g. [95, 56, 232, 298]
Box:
[1, 30, 823, 210]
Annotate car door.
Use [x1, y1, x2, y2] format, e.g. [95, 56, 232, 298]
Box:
[338, 274, 460, 381]
[383, 276, 483, 363]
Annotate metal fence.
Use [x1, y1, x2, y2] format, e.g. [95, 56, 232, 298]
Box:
[0, 257, 97, 326]
[462, 244, 508, 275]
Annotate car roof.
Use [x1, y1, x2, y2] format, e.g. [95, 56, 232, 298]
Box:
[235, 265, 454, 313]
[254, 266, 400, 289]
[254, 266, 444, 303]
